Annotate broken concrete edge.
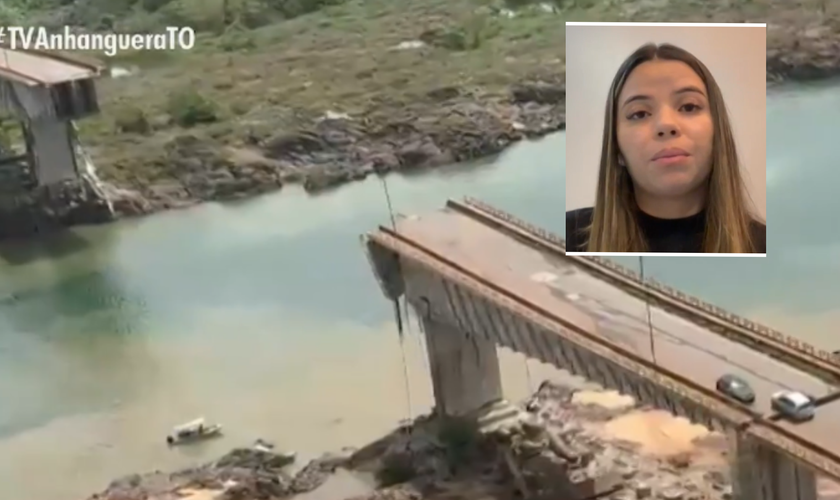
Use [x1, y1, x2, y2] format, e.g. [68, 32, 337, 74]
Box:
[85, 379, 734, 500]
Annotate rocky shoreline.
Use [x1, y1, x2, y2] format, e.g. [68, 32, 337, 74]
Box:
[84, 380, 752, 500]
[84, 20, 840, 222]
[103, 78, 567, 218]
[1, 22, 839, 240]
[105, 38, 840, 221]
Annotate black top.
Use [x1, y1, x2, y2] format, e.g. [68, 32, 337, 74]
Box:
[565, 207, 766, 253]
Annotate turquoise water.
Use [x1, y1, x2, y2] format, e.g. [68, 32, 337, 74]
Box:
[0, 84, 838, 499]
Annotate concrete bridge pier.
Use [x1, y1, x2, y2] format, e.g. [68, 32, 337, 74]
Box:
[772, 452, 817, 500]
[420, 317, 504, 417]
[728, 429, 817, 500]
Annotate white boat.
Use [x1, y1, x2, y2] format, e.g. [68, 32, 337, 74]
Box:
[166, 417, 223, 445]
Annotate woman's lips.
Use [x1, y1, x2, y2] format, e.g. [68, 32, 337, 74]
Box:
[652, 154, 690, 166]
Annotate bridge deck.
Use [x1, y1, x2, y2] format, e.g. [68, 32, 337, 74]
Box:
[0, 48, 101, 85]
[392, 208, 840, 453]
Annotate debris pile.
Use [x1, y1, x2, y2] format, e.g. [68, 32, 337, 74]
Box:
[87, 379, 748, 500]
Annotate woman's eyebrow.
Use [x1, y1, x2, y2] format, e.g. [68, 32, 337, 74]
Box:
[621, 85, 707, 107]
[674, 85, 706, 97]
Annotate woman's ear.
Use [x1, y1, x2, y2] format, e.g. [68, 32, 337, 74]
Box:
[618, 154, 626, 167]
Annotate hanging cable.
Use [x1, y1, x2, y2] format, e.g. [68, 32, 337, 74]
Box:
[394, 298, 413, 423]
[379, 174, 414, 449]
[380, 176, 397, 230]
[639, 256, 657, 364]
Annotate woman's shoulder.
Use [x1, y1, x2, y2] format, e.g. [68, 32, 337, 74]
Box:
[566, 207, 594, 251]
[566, 207, 594, 227]
[749, 219, 766, 253]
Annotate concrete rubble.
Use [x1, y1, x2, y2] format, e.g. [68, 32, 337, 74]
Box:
[86, 378, 840, 499]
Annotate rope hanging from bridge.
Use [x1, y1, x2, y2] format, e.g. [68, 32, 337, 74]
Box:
[379, 175, 416, 451]
[379, 176, 398, 231]
[393, 298, 414, 423]
[639, 256, 658, 364]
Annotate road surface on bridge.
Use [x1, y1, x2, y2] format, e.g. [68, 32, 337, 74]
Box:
[388, 206, 840, 460]
[0, 47, 101, 85]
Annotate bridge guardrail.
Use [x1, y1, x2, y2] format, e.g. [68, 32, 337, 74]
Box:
[455, 197, 840, 379]
[367, 226, 840, 481]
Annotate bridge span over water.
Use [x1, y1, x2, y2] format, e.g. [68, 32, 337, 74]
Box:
[364, 198, 840, 500]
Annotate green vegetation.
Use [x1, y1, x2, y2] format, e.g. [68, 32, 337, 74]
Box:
[165, 89, 218, 127]
[7, 0, 838, 189]
[51, 0, 575, 186]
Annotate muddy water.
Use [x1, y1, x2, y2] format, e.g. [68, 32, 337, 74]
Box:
[1, 84, 839, 500]
[0, 136, 565, 500]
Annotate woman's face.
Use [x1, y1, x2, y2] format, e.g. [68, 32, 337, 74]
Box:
[615, 59, 714, 200]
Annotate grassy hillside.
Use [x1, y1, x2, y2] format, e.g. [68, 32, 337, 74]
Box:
[6, 0, 839, 194]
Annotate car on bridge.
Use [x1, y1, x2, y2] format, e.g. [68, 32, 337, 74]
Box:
[771, 390, 816, 421]
[715, 374, 755, 405]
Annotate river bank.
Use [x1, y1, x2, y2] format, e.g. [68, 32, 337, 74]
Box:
[2, 1, 840, 239]
[99, 18, 840, 220]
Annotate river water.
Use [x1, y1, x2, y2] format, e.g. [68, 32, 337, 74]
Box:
[1, 83, 838, 500]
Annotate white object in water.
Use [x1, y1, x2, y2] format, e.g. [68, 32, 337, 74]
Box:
[253, 438, 275, 452]
[167, 417, 223, 445]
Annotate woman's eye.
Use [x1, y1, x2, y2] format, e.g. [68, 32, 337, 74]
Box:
[681, 103, 702, 112]
[628, 110, 648, 120]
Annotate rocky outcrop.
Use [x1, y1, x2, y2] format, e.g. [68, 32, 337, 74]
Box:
[86, 447, 341, 500]
[767, 24, 840, 82]
[259, 81, 565, 196]
[84, 379, 750, 500]
[74, 24, 838, 226]
[0, 176, 113, 240]
[95, 79, 565, 218]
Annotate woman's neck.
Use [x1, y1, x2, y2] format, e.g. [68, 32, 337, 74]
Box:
[635, 189, 706, 219]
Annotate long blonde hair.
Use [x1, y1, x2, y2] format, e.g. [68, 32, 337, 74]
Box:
[585, 43, 758, 253]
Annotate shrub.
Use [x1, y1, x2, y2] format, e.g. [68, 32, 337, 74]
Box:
[114, 105, 151, 134]
[265, 0, 346, 19]
[166, 90, 218, 127]
[218, 29, 257, 51]
[420, 15, 501, 51]
[141, 0, 176, 11]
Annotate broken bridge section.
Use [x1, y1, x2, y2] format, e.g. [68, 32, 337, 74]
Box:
[0, 47, 113, 238]
[362, 198, 836, 500]
[367, 230, 749, 429]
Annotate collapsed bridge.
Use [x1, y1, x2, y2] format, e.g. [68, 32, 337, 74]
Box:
[364, 198, 840, 500]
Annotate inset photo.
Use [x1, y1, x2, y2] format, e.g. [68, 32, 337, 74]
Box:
[564, 23, 766, 256]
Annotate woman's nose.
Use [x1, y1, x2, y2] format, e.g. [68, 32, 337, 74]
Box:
[657, 126, 678, 137]
[655, 109, 681, 137]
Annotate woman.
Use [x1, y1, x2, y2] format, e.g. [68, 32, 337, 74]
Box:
[566, 43, 766, 253]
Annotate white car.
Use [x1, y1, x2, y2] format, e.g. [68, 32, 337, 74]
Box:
[771, 390, 815, 421]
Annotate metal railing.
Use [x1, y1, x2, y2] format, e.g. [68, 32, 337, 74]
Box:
[449, 197, 840, 385]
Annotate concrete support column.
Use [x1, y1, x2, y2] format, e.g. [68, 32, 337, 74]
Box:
[421, 317, 503, 417]
[769, 448, 817, 500]
[728, 429, 763, 500]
